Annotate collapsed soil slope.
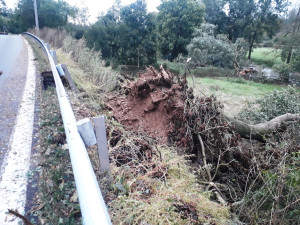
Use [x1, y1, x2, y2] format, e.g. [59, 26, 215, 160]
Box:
[107, 66, 238, 152]
[107, 66, 187, 144]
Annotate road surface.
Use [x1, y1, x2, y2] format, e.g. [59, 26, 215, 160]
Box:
[0, 34, 37, 224]
[0, 35, 28, 167]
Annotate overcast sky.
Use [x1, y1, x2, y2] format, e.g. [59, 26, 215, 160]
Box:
[5, 0, 161, 23]
[5, 0, 299, 24]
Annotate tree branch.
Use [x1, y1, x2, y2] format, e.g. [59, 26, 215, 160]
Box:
[225, 113, 300, 142]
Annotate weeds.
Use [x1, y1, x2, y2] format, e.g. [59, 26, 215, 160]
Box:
[30, 27, 119, 104]
[29, 27, 68, 49]
[106, 121, 231, 225]
[30, 88, 81, 224]
[62, 36, 118, 92]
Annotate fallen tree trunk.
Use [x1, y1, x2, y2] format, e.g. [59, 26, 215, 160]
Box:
[225, 113, 300, 142]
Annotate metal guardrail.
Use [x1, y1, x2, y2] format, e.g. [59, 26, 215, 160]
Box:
[24, 32, 112, 225]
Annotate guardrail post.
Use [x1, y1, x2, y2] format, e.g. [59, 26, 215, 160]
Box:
[61, 64, 78, 93]
[49, 50, 57, 64]
[93, 116, 110, 175]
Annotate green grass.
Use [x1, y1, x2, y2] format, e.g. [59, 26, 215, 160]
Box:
[190, 77, 282, 98]
[188, 76, 284, 117]
[250, 47, 282, 67]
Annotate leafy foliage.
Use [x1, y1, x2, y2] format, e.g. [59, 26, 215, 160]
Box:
[187, 24, 247, 70]
[85, 0, 157, 66]
[239, 86, 300, 124]
[236, 142, 300, 225]
[203, 0, 288, 59]
[157, 0, 205, 60]
[8, 0, 76, 33]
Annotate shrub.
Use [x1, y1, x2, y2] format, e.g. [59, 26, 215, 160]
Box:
[187, 24, 247, 70]
[193, 66, 235, 77]
[291, 48, 300, 72]
[239, 86, 300, 124]
[272, 62, 291, 80]
[237, 144, 300, 225]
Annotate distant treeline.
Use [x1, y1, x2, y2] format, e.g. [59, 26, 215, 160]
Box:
[1, 0, 298, 69]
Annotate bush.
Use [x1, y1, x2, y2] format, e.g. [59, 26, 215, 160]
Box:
[193, 66, 235, 77]
[239, 86, 300, 124]
[272, 62, 291, 80]
[291, 48, 300, 72]
[187, 24, 247, 70]
[237, 145, 300, 225]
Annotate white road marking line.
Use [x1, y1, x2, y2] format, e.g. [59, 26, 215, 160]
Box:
[0, 38, 36, 224]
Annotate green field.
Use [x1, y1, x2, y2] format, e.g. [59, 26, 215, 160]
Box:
[250, 47, 282, 67]
[188, 77, 283, 117]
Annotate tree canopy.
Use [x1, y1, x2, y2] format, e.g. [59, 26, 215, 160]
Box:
[187, 23, 247, 70]
[8, 0, 76, 33]
[203, 0, 288, 59]
[157, 0, 205, 60]
[85, 0, 157, 66]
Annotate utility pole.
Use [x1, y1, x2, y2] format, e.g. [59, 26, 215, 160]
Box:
[33, 0, 39, 32]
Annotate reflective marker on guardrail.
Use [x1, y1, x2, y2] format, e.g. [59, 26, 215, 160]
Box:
[56, 64, 65, 76]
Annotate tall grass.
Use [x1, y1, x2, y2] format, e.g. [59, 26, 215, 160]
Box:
[62, 36, 118, 92]
[29, 27, 68, 48]
[29, 27, 118, 92]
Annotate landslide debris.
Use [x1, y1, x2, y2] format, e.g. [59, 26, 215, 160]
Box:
[105, 66, 238, 224]
[106, 66, 239, 157]
[107, 66, 185, 144]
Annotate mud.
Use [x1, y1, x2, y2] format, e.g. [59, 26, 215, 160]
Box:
[107, 66, 186, 144]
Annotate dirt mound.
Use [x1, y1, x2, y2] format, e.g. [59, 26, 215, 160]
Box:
[106, 66, 239, 162]
[106, 66, 187, 144]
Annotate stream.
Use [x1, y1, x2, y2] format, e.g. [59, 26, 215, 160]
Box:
[249, 65, 300, 86]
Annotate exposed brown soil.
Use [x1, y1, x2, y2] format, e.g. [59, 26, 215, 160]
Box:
[106, 66, 186, 144]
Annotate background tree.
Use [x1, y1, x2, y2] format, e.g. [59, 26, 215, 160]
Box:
[157, 0, 205, 60]
[187, 23, 247, 70]
[202, 0, 228, 35]
[119, 0, 157, 66]
[86, 0, 157, 66]
[0, 0, 10, 32]
[243, 0, 288, 59]
[203, 0, 288, 59]
[9, 0, 76, 33]
[280, 7, 300, 67]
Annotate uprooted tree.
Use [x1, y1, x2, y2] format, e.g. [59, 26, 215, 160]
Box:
[106, 66, 300, 224]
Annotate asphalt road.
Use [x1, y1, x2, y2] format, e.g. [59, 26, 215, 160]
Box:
[0, 35, 28, 169]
